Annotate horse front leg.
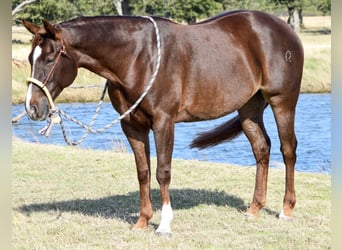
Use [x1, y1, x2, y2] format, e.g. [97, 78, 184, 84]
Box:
[153, 115, 175, 236]
[121, 121, 153, 230]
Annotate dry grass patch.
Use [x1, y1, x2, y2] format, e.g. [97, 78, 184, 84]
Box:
[13, 139, 330, 249]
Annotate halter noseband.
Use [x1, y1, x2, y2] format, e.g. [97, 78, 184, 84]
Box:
[26, 77, 56, 110]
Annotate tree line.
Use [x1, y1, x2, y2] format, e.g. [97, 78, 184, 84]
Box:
[12, 0, 330, 31]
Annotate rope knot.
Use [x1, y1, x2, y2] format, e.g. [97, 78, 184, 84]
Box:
[39, 107, 61, 137]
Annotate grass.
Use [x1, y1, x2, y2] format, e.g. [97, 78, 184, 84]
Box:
[11, 16, 331, 104]
[300, 28, 331, 93]
[12, 138, 331, 249]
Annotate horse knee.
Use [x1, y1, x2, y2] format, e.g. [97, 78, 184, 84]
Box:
[156, 167, 171, 185]
[252, 138, 271, 164]
[258, 144, 271, 162]
[137, 169, 150, 184]
[280, 142, 297, 165]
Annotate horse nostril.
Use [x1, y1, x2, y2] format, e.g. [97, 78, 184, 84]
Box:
[27, 105, 38, 119]
[31, 105, 38, 114]
[32, 105, 38, 113]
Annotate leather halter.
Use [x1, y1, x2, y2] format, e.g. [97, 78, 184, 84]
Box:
[26, 43, 67, 110]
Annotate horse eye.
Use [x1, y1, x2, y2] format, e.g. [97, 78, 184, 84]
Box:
[46, 58, 54, 64]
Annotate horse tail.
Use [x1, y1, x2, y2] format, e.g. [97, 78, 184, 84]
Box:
[190, 115, 242, 149]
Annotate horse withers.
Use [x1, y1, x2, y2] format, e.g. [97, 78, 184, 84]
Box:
[23, 10, 304, 235]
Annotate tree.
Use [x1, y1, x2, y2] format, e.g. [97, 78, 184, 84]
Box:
[12, 0, 116, 24]
[269, 0, 303, 33]
[12, 0, 37, 16]
[130, 0, 223, 24]
[316, 0, 331, 15]
[221, 0, 271, 11]
[129, 0, 167, 17]
[113, 0, 124, 15]
[169, 0, 223, 24]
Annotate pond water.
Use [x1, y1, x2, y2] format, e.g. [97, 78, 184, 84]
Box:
[12, 93, 331, 174]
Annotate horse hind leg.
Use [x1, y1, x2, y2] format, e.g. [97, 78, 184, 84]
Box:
[238, 92, 271, 218]
[270, 97, 298, 220]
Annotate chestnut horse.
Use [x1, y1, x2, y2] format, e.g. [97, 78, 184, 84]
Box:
[23, 10, 303, 235]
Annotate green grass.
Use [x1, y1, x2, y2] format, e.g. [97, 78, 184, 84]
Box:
[12, 139, 331, 249]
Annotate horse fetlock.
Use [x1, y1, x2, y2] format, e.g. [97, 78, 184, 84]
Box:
[246, 200, 265, 218]
[283, 195, 296, 211]
[245, 207, 260, 219]
[133, 216, 150, 230]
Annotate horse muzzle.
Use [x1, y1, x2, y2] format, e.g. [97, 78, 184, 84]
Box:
[25, 97, 50, 121]
[25, 77, 55, 121]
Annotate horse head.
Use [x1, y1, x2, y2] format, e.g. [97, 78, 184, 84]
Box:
[22, 19, 78, 121]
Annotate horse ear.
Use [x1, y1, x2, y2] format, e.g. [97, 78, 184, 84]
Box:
[42, 19, 60, 39]
[22, 20, 40, 34]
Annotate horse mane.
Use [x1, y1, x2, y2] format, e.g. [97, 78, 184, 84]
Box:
[57, 15, 177, 29]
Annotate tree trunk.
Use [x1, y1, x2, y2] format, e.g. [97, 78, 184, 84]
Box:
[113, 0, 131, 16]
[113, 0, 123, 15]
[287, 6, 301, 33]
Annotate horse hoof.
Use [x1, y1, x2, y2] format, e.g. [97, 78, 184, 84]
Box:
[156, 231, 172, 237]
[278, 210, 292, 221]
[156, 227, 172, 237]
[132, 225, 147, 232]
[244, 212, 257, 220]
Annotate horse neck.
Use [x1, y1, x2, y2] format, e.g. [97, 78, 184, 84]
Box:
[61, 16, 156, 85]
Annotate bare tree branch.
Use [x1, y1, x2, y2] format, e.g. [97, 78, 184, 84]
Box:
[113, 0, 123, 16]
[12, 0, 37, 16]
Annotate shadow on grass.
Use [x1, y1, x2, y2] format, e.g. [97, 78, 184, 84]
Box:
[301, 28, 331, 35]
[16, 188, 249, 225]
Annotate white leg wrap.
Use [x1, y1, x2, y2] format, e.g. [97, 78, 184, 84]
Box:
[156, 203, 173, 236]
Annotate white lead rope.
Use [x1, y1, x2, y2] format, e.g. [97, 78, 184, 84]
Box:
[39, 16, 161, 145]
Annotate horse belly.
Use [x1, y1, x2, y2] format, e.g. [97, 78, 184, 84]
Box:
[176, 78, 257, 122]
